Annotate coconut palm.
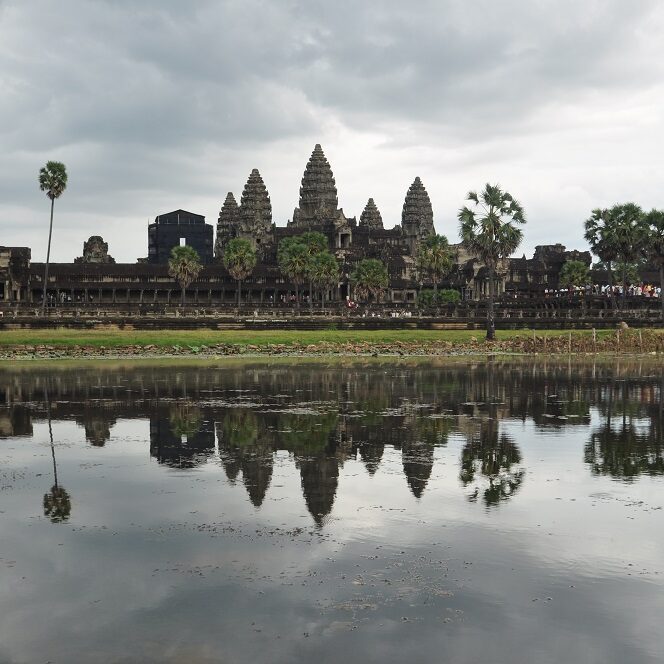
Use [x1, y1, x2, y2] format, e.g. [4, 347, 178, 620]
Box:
[38, 161, 68, 314]
[310, 251, 340, 312]
[416, 234, 454, 308]
[351, 258, 389, 303]
[458, 184, 526, 340]
[223, 238, 257, 310]
[643, 209, 664, 320]
[168, 245, 202, 306]
[278, 237, 310, 310]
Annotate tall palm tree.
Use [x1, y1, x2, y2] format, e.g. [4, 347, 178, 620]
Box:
[168, 245, 202, 306]
[222, 238, 257, 311]
[584, 207, 620, 306]
[38, 161, 68, 314]
[278, 238, 310, 311]
[643, 209, 664, 320]
[458, 184, 526, 340]
[416, 234, 454, 307]
[310, 251, 340, 313]
[610, 203, 646, 305]
[300, 232, 328, 313]
[351, 258, 389, 303]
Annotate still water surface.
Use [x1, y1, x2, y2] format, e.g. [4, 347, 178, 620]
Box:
[1, 358, 663, 663]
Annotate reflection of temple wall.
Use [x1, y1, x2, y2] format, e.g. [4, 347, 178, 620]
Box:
[2, 360, 662, 518]
[0, 406, 33, 437]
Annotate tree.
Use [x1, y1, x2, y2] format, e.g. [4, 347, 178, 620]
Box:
[611, 203, 646, 304]
[584, 208, 618, 303]
[584, 204, 646, 307]
[351, 258, 389, 303]
[458, 183, 526, 340]
[38, 161, 68, 314]
[300, 232, 328, 313]
[168, 245, 202, 306]
[309, 251, 340, 312]
[643, 209, 664, 320]
[559, 260, 591, 289]
[416, 234, 454, 305]
[278, 237, 310, 311]
[223, 238, 257, 310]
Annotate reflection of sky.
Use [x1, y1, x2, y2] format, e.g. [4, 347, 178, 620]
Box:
[0, 371, 663, 663]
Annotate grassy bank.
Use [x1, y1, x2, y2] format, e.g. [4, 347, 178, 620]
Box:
[0, 327, 662, 359]
[0, 327, 626, 348]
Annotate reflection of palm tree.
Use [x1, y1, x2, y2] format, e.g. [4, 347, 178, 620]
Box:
[42, 388, 71, 522]
[459, 420, 524, 507]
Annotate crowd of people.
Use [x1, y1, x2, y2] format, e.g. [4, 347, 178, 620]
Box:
[543, 284, 662, 298]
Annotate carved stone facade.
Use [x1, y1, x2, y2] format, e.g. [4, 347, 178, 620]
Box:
[239, 169, 272, 253]
[74, 236, 115, 264]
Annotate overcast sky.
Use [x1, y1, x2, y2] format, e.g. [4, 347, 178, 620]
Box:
[1, 0, 663, 262]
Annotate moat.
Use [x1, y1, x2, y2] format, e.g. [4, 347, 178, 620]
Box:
[1, 359, 663, 663]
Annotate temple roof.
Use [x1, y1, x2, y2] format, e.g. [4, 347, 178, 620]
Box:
[217, 192, 240, 228]
[359, 198, 384, 230]
[298, 144, 338, 219]
[240, 169, 272, 233]
[401, 177, 434, 237]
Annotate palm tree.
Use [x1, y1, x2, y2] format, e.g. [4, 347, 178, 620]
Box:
[351, 258, 389, 303]
[222, 238, 257, 311]
[301, 232, 328, 313]
[610, 203, 646, 305]
[643, 209, 664, 320]
[309, 251, 340, 313]
[458, 184, 526, 340]
[168, 245, 202, 306]
[278, 237, 310, 311]
[38, 161, 68, 314]
[416, 234, 454, 308]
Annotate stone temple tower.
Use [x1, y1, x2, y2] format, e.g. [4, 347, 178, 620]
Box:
[290, 144, 339, 228]
[239, 169, 272, 251]
[359, 198, 384, 230]
[401, 177, 434, 251]
[215, 192, 240, 259]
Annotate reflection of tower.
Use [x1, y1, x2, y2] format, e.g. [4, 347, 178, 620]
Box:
[240, 451, 274, 507]
[402, 440, 434, 498]
[359, 440, 384, 476]
[149, 407, 215, 468]
[297, 455, 339, 526]
[76, 410, 116, 447]
[216, 410, 274, 506]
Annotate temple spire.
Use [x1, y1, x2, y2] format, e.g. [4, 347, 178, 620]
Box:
[239, 169, 272, 248]
[359, 198, 383, 230]
[291, 144, 338, 227]
[215, 192, 240, 259]
[401, 177, 434, 245]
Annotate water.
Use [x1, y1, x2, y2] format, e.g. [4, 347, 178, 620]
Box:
[0, 358, 663, 664]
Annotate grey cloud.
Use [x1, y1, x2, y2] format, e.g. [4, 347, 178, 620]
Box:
[1, 0, 663, 260]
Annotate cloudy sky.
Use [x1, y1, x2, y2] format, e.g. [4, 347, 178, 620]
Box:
[1, 0, 663, 262]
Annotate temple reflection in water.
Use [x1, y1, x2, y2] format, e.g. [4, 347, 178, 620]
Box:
[1, 360, 662, 524]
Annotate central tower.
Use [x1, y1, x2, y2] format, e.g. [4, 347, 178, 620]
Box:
[290, 144, 339, 228]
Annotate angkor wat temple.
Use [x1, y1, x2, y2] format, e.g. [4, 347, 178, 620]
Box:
[2, 144, 593, 305]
